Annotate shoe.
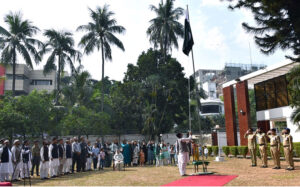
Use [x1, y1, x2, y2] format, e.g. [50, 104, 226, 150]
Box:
[251, 165, 256, 167]
[261, 165, 268, 168]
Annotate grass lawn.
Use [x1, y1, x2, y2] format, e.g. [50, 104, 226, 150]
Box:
[13, 157, 300, 186]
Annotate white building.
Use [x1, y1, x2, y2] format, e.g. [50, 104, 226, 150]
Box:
[1, 64, 58, 95]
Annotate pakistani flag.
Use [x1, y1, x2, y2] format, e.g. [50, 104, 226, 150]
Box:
[182, 12, 194, 56]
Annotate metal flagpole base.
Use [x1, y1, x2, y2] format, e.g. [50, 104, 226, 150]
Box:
[191, 172, 214, 176]
[215, 156, 225, 162]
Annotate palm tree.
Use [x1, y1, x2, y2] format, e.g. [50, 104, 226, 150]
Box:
[77, 5, 125, 111]
[0, 12, 43, 96]
[147, 0, 184, 62]
[288, 64, 300, 125]
[42, 29, 81, 104]
[61, 65, 93, 107]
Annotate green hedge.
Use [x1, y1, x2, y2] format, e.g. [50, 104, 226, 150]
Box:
[207, 146, 212, 156]
[212, 146, 219, 156]
[222, 146, 230, 157]
[295, 146, 300, 157]
[237, 146, 248, 158]
[229, 146, 239, 157]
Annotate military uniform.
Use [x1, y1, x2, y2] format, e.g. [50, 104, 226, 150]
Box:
[244, 133, 257, 166]
[268, 134, 281, 168]
[256, 132, 268, 167]
[282, 134, 294, 170]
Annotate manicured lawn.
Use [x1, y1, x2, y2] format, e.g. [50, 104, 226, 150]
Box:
[13, 157, 300, 186]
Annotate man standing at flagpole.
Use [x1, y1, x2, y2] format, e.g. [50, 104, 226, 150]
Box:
[175, 132, 192, 176]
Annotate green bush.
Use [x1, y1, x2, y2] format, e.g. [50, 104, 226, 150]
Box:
[279, 145, 284, 157]
[295, 146, 300, 157]
[229, 146, 239, 157]
[207, 146, 213, 156]
[256, 146, 261, 158]
[238, 146, 248, 158]
[293, 142, 300, 147]
[222, 146, 230, 157]
[212, 146, 219, 156]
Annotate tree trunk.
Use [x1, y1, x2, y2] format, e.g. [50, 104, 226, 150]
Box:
[101, 38, 105, 112]
[12, 50, 16, 96]
[56, 56, 61, 105]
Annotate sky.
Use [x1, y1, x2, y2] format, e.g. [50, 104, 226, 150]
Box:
[0, 0, 292, 81]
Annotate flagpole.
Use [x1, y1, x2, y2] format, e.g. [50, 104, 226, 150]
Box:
[186, 5, 203, 145]
[186, 5, 207, 174]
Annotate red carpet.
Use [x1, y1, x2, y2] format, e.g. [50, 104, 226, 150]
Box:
[163, 175, 238, 186]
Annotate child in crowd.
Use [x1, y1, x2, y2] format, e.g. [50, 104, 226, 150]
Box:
[139, 149, 145, 166]
[204, 146, 208, 159]
[98, 148, 105, 170]
[170, 145, 175, 165]
[162, 144, 169, 166]
[86, 141, 93, 171]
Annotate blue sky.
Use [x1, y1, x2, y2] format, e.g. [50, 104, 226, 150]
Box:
[0, 0, 292, 81]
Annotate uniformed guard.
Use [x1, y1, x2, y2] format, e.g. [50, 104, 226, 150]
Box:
[267, 128, 281, 169]
[282, 128, 294, 170]
[255, 128, 268, 168]
[244, 128, 257, 167]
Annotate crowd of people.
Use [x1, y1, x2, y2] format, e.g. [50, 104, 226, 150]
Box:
[0, 133, 205, 182]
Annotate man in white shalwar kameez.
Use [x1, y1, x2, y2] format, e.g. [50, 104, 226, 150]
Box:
[175, 132, 192, 176]
[11, 139, 22, 181]
[40, 140, 50, 180]
[0, 140, 13, 182]
[21, 140, 32, 179]
[49, 138, 59, 178]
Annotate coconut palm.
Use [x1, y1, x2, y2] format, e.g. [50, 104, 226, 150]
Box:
[61, 65, 94, 107]
[0, 12, 43, 96]
[147, 0, 184, 61]
[77, 5, 125, 111]
[42, 29, 81, 104]
[288, 64, 300, 124]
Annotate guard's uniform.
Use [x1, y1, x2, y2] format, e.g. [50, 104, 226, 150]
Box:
[256, 132, 268, 167]
[268, 134, 281, 168]
[245, 133, 257, 166]
[282, 134, 294, 169]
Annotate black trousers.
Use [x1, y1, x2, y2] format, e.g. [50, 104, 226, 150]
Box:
[79, 155, 86, 172]
[72, 153, 81, 172]
[31, 156, 40, 176]
[93, 158, 98, 170]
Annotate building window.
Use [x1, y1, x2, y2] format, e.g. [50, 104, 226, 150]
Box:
[30, 80, 53, 86]
[201, 105, 220, 114]
[6, 74, 29, 80]
[254, 75, 289, 111]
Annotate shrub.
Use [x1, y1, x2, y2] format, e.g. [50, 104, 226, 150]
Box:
[295, 146, 300, 157]
[222, 146, 230, 157]
[238, 146, 248, 158]
[207, 146, 213, 156]
[212, 146, 219, 156]
[279, 145, 284, 157]
[256, 146, 261, 158]
[229, 146, 239, 157]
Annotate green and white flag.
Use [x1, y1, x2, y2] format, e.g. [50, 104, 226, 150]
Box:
[182, 10, 194, 56]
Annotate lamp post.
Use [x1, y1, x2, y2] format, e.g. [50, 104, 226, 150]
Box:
[215, 125, 224, 162]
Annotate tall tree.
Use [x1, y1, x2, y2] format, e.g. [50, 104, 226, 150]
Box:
[0, 12, 43, 96]
[227, 0, 300, 125]
[227, 0, 300, 62]
[77, 5, 125, 111]
[42, 29, 81, 104]
[147, 0, 184, 62]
